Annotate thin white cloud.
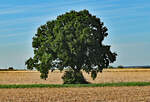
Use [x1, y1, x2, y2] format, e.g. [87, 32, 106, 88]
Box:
[0, 34, 19, 38]
[0, 0, 88, 15]
[0, 15, 55, 27]
[0, 5, 27, 15]
[0, 27, 28, 33]
[0, 4, 12, 8]
[0, 33, 27, 38]
[0, 9, 23, 15]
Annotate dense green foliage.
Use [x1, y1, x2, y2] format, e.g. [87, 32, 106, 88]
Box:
[8, 67, 14, 70]
[1, 82, 150, 88]
[25, 9, 116, 83]
[62, 69, 89, 84]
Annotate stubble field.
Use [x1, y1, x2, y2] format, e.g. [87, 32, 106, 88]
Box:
[1, 86, 150, 102]
[1, 68, 150, 102]
[1, 69, 150, 84]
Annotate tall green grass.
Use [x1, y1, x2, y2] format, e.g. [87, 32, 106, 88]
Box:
[0, 82, 150, 88]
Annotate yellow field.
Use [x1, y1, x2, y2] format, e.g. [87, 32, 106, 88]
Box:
[0, 68, 150, 84]
[1, 86, 150, 102]
[1, 69, 150, 102]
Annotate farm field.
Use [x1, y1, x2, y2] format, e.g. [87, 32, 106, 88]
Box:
[1, 69, 150, 102]
[1, 86, 150, 102]
[1, 69, 150, 84]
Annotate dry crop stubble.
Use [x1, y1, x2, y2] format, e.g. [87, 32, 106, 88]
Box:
[1, 86, 150, 102]
[1, 69, 150, 102]
[1, 69, 150, 84]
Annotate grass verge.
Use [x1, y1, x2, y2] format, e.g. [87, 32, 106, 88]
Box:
[0, 82, 150, 89]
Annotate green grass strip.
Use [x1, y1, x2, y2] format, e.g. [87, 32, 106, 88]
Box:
[0, 82, 150, 89]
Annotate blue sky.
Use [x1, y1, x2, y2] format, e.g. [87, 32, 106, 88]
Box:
[0, 0, 150, 69]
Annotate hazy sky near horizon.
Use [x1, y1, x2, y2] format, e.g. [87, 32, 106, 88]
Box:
[0, 0, 150, 69]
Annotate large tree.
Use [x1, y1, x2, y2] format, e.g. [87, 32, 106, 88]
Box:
[25, 10, 117, 84]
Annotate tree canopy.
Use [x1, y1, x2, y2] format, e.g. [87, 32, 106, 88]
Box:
[25, 9, 117, 83]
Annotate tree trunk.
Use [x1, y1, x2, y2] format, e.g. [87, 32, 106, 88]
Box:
[62, 68, 89, 84]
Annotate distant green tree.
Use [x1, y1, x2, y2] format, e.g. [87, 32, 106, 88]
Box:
[8, 67, 14, 70]
[25, 9, 117, 84]
[118, 65, 124, 68]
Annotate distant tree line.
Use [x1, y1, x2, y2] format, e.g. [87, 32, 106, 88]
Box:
[0, 67, 14, 71]
[107, 65, 150, 69]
